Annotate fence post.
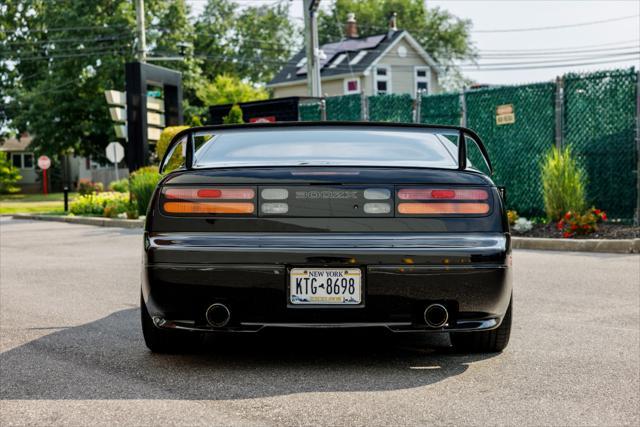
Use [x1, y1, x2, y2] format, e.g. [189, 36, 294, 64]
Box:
[414, 91, 422, 123]
[319, 98, 327, 121]
[459, 90, 467, 127]
[360, 92, 368, 121]
[635, 71, 640, 225]
[555, 76, 564, 149]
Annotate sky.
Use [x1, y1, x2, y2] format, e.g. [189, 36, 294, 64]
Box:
[190, 0, 639, 85]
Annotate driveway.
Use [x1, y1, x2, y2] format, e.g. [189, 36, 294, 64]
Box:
[1, 218, 638, 426]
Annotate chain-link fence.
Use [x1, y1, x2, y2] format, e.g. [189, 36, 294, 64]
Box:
[297, 67, 638, 221]
[419, 92, 461, 126]
[465, 82, 556, 217]
[563, 69, 638, 221]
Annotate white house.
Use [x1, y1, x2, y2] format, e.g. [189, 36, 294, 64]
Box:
[267, 14, 442, 98]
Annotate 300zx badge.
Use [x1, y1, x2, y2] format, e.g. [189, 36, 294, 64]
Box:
[295, 190, 358, 199]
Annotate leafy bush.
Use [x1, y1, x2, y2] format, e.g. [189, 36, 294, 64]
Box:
[77, 179, 104, 195]
[156, 125, 189, 160]
[69, 192, 129, 216]
[222, 104, 244, 124]
[130, 166, 161, 215]
[0, 152, 21, 194]
[513, 217, 533, 233]
[556, 208, 607, 238]
[108, 178, 129, 193]
[507, 210, 519, 225]
[541, 146, 586, 221]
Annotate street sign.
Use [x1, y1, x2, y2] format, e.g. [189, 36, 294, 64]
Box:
[37, 155, 51, 170]
[106, 142, 125, 164]
[37, 155, 51, 195]
[105, 142, 125, 181]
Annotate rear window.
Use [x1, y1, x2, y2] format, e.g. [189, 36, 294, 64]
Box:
[193, 128, 461, 169]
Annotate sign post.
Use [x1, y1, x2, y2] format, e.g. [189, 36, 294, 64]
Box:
[105, 142, 125, 181]
[38, 155, 51, 195]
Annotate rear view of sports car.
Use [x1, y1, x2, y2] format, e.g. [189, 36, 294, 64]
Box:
[141, 122, 512, 353]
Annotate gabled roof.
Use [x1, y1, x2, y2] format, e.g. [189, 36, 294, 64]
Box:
[0, 134, 32, 152]
[267, 30, 439, 87]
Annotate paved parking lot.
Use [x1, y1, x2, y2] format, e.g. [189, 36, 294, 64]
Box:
[1, 217, 638, 426]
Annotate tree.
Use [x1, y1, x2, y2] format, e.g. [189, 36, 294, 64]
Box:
[193, 0, 297, 84]
[196, 74, 268, 106]
[0, 152, 22, 194]
[0, 0, 202, 159]
[222, 104, 244, 124]
[317, 0, 475, 90]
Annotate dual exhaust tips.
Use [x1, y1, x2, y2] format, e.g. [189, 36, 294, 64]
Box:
[424, 303, 449, 328]
[206, 302, 447, 329]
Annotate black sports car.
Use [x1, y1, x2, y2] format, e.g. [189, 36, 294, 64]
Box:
[141, 122, 512, 353]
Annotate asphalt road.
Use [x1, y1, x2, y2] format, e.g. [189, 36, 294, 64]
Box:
[1, 217, 638, 426]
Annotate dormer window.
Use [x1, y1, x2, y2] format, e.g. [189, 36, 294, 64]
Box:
[330, 53, 348, 69]
[349, 51, 367, 65]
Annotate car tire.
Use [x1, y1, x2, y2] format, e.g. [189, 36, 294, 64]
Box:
[450, 296, 512, 353]
[140, 293, 202, 353]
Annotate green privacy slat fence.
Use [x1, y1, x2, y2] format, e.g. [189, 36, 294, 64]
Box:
[368, 94, 414, 122]
[326, 94, 362, 121]
[563, 68, 638, 221]
[465, 82, 556, 217]
[298, 101, 322, 121]
[419, 92, 461, 126]
[296, 68, 638, 220]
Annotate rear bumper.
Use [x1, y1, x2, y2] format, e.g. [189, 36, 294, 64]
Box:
[142, 232, 512, 333]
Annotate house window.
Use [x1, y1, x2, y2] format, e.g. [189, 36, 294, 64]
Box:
[10, 153, 34, 169]
[23, 153, 34, 168]
[375, 65, 391, 95]
[349, 51, 367, 65]
[12, 153, 22, 168]
[414, 66, 430, 96]
[344, 78, 360, 95]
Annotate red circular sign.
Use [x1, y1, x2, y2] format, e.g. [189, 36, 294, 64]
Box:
[38, 155, 51, 170]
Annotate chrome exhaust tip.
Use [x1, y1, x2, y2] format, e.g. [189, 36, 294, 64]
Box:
[424, 304, 448, 328]
[205, 303, 231, 328]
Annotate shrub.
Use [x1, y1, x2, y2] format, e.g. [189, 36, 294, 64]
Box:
[130, 166, 161, 215]
[108, 178, 129, 193]
[541, 146, 586, 221]
[222, 104, 244, 124]
[513, 217, 533, 233]
[77, 179, 104, 195]
[69, 192, 128, 216]
[507, 210, 519, 225]
[0, 152, 22, 194]
[156, 125, 189, 160]
[556, 208, 607, 238]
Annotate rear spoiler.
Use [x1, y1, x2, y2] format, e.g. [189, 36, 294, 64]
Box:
[159, 122, 493, 175]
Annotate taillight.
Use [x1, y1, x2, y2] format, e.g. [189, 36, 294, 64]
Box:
[396, 187, 490, 216]
[162, 187, 256, 215]
[398, 189, 488, 201]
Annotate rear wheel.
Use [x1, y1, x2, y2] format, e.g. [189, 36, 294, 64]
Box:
[451, 296, 512, 353]
[141, 294, 202, 353]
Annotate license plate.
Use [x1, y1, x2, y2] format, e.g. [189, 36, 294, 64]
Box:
[289, 268, 362, 305]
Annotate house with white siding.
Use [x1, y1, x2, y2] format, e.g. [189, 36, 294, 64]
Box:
[267, 14, 441, 98]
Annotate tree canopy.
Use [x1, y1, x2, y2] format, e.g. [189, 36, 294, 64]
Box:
[318, 0, 475, 88]
[0, 0, 295, 158]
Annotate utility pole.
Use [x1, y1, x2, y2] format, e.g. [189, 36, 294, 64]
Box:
[135, 0, 147, 62]
[303, 0, 322, 97]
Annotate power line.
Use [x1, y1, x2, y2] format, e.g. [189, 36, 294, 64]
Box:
[473, 14, 640, 33]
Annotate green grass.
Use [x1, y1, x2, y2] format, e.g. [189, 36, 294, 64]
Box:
[0, 192, 77, 215]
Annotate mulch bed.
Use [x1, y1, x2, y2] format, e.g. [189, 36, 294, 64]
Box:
[513, 223, 639, 240]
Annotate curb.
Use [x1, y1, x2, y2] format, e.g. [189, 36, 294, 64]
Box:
[512, 236, 639, 254]
[12, 213, 144, 229]
[10, 214, 639, 254]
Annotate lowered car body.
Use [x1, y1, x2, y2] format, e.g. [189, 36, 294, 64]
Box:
[141, 122, 512, 353]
